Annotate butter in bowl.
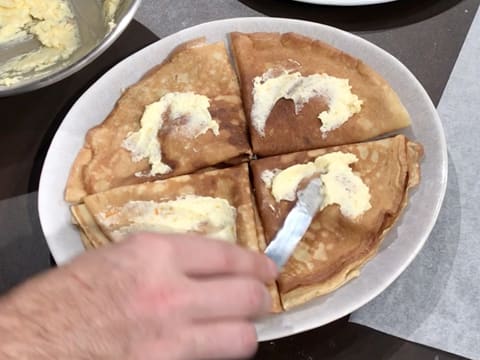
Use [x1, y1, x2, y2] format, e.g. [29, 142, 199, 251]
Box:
[0, 0, 141, 96]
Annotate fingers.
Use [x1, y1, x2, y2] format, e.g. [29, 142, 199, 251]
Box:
[125, 232, 278, 283]
[143, 277, 271, 323]
[139, 321, 258, 360]
[167, 234, 278, 282]
[187, 277, 272, 321]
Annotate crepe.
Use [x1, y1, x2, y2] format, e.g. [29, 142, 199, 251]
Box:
[71, 204, 110, 249]
[65, 38, 251, 203]
[70, 164, 282, 312]
[250, 135, 423, 309]
[230, 32, 411, 156]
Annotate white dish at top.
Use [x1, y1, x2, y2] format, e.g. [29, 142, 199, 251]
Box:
[38, 17, 447, 341]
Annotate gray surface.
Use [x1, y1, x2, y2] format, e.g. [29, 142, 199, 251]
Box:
[0, 193, 50, 294]
[359, 2, 475, 106]
[135, 0, 259, 37]
[351, 8, 480, 360]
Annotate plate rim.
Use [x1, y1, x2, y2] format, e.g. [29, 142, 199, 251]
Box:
[38, 16, 448, 341]
[290, 0, 397, 6]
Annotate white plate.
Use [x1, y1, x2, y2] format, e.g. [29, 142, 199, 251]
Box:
[38, 17, 447, 341]
[291, 0, 397, 5]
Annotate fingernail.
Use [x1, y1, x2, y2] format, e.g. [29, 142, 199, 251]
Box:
[267, 257, 279, 279]
[263, 286, 273, 312]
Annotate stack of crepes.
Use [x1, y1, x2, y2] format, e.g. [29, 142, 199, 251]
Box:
[65, 32, 423, 311]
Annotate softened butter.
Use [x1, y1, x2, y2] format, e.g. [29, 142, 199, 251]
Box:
[251, 69, 363, 136]
[99, 195, 237, 243]
[268, 151, 371, 219]
[122, 92, 219, 176]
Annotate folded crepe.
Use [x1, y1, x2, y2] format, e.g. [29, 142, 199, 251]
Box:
[71, 164, 282, 312]
[65, 38, 251, 203]
[250, 135, 422, 309]
[230, 32, 411, 156]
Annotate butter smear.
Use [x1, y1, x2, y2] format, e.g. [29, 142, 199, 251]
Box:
[251, 69, 363, 136]
[267, 152, 371, 219]
[99, 195, 237, 243]
[122, 92, 219, 176]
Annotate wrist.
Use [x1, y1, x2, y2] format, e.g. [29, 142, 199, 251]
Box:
[0, 272, 71, 360]
[0, 290, 43, 359]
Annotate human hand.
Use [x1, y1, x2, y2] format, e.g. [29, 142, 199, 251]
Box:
[0, 233, 278, 360]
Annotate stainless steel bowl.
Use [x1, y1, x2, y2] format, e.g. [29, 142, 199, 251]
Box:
[0, 0, 142, 97]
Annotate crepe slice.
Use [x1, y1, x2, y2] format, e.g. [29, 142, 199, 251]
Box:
[251, 135, 422, 310]
[230, 32, 411, 156]
[65, 37, 251, 203]
[70, 164, 282, 312]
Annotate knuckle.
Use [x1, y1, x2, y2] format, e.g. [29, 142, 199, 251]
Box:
[157, 283, 190, 314]
[118, 234, 175, 274]
[155, 238, 175, 259]
[124, 232, 149, 246]
[134, 281, 191, 319]
[217, 248, 237, 271]
[133, 234, 175, 261]
[121, 233, 152, 256]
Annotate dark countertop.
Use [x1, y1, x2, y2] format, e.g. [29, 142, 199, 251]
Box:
[0, 1, 478, 358]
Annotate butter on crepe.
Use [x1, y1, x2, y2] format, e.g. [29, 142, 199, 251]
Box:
[251, 135, 422, 310]
[65, 38, 251, 203]
[230, 32, 411, 156]
[70, 164, 282, 313]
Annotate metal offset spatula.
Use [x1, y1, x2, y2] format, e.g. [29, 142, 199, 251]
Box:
[265, 178, 324, 270]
